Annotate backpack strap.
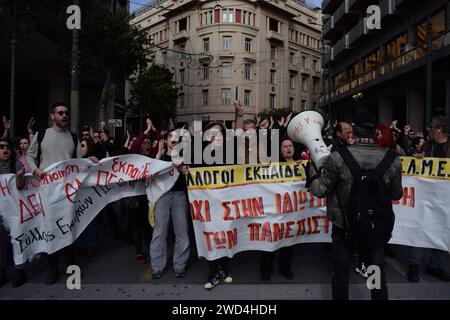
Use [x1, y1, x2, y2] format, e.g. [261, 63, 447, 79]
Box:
[375, 149, 397, 176]
[70, 131, 79, 158]
[336, 146, 361, 176]
[36, 128, 46, 168]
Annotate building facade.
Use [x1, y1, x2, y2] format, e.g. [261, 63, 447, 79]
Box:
[130, 0, 322, 127]
[322, 0, 450, 133]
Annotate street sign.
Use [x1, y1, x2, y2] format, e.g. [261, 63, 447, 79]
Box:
[108, 119, 122, 127]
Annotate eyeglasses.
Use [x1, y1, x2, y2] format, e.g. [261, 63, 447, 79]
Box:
[56, 111, 70, 116]
[0, 144, 10, 150]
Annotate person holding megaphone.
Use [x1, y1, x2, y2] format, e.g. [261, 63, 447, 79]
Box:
[288, 110, 403, 300]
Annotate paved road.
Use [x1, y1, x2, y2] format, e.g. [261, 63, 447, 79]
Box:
[1, 226, 449, 300]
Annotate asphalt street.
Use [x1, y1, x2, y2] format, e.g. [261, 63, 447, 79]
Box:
[1, 223, 449, 300]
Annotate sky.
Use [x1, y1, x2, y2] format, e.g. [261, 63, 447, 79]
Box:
[129, 0, 322, 13]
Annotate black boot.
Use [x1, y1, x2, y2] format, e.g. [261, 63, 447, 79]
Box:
[12, 269, 26, 288]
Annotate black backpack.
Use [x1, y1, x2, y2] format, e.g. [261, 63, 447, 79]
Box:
[36, 129, 78, 167]
[337, 147, 397, 251]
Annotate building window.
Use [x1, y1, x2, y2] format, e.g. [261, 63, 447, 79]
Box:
[302, 77, 308, 92]
[301, 100, 306, 110]
[202, 10, 213, 25]
[202, 90, 209, 106]
[334, 72, 345, 88]
[243, 11, 252, 25]
[222, 62, 232, 78]
[313, 59, 318, 72]
[301, 56, 308, 69]
[222, 88, 232, 105]
[364, 49, 380, 72]
[203, 38, 210, 52]
[244, 63, 251, 80]
[222, 36, 232, 50]
[162, 51, 168, 65]
[178, 44, 185, 59]
[270, 70, 276, 84]
[222, 9, 234, 23]
[289, 52, 295, 64]
[179, 69, 185, 83]
[245, 38, 252, 52]
[270, 94, 276, 109]
[270, 45, 276, 60]
[289, 97, 295, 109]
[178, 17, 187, 31]
[313, 79, 320, 94]
[269, 17, 279, 32]
[244, 90, 251, 106]
[179, 93, 185, 108]
[289, 73, 295, 89]
[203, 64, 209, 79]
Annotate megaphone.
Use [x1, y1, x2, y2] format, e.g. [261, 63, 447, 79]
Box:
[287, 110, 331, 168]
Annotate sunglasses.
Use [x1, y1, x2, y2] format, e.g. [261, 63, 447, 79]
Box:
[56, 111, 70, 116]
[0, 144, 10, 150]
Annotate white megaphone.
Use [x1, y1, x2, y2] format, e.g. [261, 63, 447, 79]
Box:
[287, 110, 331, 168]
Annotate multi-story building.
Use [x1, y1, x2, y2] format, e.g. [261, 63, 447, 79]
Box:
[130, 0, 322, 127]
[322, 0, 450, 132]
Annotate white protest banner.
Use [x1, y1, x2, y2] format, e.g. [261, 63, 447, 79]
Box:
[0, 154, 179, 265]
[187, 157, 450, 261]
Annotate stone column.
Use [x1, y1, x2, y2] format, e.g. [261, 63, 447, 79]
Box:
[406, 88, 424, 133]
[379, 97, 393, 125]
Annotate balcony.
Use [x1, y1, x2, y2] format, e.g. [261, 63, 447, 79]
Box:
[332, 31, 450, 100]
[173, 30, 189, 42]
[394, 0, 420, 10]
[323, 16, 341, 41]
[334, 0, 357, 28]
[380, 0, 396, 21]
[323, 47, 334, 65]
[322, 0, 342, 15]
[267, 31, 284, 43]
[348, 17, 370, 46]
[333, 34, 350, 58]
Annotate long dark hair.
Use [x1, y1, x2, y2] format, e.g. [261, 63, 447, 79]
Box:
[80, 138, 96, 158]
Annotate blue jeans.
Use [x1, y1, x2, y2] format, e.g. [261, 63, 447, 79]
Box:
[408, 247, 445, 268]
[150, 191, 190, 273]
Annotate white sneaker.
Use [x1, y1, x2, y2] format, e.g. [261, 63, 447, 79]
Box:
[220, 270, 233, 284]
[355, 263, 369, 279]
[204, 273, 220, 290]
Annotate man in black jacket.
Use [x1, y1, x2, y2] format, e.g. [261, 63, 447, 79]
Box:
[308, 111, 403, 300]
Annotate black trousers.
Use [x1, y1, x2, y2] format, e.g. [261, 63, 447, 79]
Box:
[208, 257, 230, 275]
[260, 246, 293, 277]
[331, 225, 388, 300]
[128, 196, 150, 255]
[48, 244, 75, 272]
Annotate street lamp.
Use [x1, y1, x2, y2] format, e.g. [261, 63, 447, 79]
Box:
[1, 0, 36, 138]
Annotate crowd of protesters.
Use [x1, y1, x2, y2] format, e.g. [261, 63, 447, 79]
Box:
[0, 101, 449, 298]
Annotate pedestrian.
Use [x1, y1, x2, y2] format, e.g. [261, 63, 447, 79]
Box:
[259, 137, 297, 282]
[26, 102, 81, 285]
[307, 111, 403, 300]
[74, 137, 99, 258]
[0, 137, 26, 288]
[150, 130, 190, 279]
[407, 116, 450, 283]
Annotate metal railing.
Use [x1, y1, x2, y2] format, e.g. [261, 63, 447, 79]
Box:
[331, 31, 450, 99]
